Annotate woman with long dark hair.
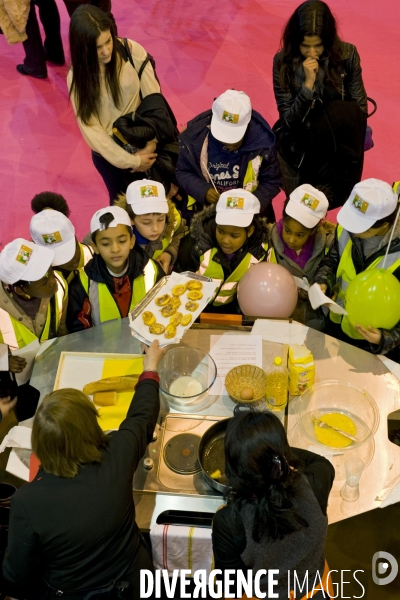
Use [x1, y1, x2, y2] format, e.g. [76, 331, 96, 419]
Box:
[272, 0, 368, 208]
[212, 411, 335, 599]
[3, 340, 166, 599]
[67, 5, 159, 204]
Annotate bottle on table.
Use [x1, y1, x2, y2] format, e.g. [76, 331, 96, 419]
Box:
[266, 356, 288, 412]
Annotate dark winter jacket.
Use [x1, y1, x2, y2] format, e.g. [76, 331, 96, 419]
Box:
[273, 43, 367, 207]
[273, 42, 367, 129]
[267, 220, 336, 330]
[176, 110, 281, 214]
[313, 220, 400, 354]
[66, 247, 163, 332]
[177, 205, 268, 278]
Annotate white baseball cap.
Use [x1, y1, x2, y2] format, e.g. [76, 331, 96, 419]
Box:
[285, 184, 329, 229]
[30, 210, 76, 266]
[211, 90, 252, 144]
[337, 179, 398, 234]
[126, 180, 168, 215]
[216, 189, 260, 227]
[90, 206, 132, 234]
[0, 238, 55, 285]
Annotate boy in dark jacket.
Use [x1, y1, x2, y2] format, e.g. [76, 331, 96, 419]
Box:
[176, 90, 280, 222]
[67, 206, 163, 332]
[177, 189, 268, 314]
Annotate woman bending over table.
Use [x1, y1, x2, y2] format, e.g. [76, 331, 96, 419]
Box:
[67, 5, 159, 204]
[212, 410, 335, 599]
[2, 340, 166, 600]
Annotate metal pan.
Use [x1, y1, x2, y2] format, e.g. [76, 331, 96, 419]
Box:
[198, 418, 230, 494]
[198, 405, 255, 494]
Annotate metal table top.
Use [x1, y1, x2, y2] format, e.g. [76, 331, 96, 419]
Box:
[30, 318, 400, 529]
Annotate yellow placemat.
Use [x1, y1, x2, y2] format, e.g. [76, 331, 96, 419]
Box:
[97, 357, 144, 431]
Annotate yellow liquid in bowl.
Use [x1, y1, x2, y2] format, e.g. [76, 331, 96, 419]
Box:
[314, 412, 357, 448]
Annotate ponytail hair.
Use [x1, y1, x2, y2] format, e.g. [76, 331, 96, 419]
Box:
[225, 411, 308, 541]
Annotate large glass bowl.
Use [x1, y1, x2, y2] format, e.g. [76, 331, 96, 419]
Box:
[159, 346, 217, 412]
[294, 380, 379, 451]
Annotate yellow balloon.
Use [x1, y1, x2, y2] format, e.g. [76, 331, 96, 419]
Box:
[345, 269, 400, 329]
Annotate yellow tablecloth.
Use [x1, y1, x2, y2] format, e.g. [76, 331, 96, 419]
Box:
[97, 357, 144, 431]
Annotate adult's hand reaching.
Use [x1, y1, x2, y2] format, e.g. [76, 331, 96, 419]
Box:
[143, 340, 168, 372]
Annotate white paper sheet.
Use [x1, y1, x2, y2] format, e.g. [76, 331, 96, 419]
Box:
[12, 339, 40, 385]
[251, 319, 308, 346]
[308, 283, 347, 315]
[36, 338, 56, 357]
[293, 276, 310, 292]
[0, 425, 32, 454]
[209, 334, 262, 395]
[0, 344, 8, 371]
[6, 449, 29, 482]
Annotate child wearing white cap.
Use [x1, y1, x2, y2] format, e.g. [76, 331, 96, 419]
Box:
[313, 178, 400, 356]
[113, 180, 187, 274]
[0, 239, 68, 363]
[30, 192, 94, 284]
[176, 189, 268, 312]
[67, 206, 163, 332]
[176, 89, 280, 221]
[266, 184, 335, 330]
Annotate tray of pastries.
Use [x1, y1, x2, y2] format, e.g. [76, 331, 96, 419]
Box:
[129, 272, 219, 346]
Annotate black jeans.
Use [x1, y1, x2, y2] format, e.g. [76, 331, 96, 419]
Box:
[22, 0, 64, 76]
[91, 151, 145, 205]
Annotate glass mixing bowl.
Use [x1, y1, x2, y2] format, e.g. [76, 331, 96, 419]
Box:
[159, 346, 217, 412]
[294, 380, 379, 451]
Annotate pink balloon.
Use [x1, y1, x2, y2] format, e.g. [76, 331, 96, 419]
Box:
[237, 262, 298, 317]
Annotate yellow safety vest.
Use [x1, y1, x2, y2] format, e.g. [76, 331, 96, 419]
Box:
[0, 274, 66, 350]
[188, 157, 263, 209]
[198, 246, 266, 306]
[331, 225, 400, 338]
[152, 208, 182, 260]
[267, 242, 331, 267]
[79, 261, 158, 326]
[393, 181, 400, 196]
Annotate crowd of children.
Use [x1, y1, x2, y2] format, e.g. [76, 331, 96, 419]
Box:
[0, 174, 399, 384]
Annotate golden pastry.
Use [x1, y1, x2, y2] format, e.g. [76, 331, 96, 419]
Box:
[185, 301, 199, 312]
[83, 375, 139, 395]
[142, 311, 156, 326]
[171, 284, 186, 296]
[186, 280, 203, 291]
[180, 314, 193, 327]
[164, 324, 177, 339]
[169, 312, 183, 326]
[160, 304, 177, 317]
[149, 323, 165, 335]
[155, 294, 171, 306]
[169, 297, 182, 309]
[187, 290, 203, 300]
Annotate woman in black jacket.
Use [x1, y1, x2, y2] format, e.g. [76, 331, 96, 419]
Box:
[2, 340, 166, 600]
[212, 411, 335, 599]
[272, 0, 368, 208]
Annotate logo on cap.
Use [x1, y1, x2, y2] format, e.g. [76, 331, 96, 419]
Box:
[42, 231, 62, 245]
[15, 245, 33, 266]
[226, 197, 244, 210]
[222, 111, 239, 124]
[140, 185, 158, 198]
[353, 194, 369, 214]
[301, 194, 320, 211]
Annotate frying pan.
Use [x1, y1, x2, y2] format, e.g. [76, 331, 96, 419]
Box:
[198, 405, 253, 494]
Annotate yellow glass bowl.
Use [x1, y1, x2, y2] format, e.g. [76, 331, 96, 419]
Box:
[225, 364, 267, 405]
